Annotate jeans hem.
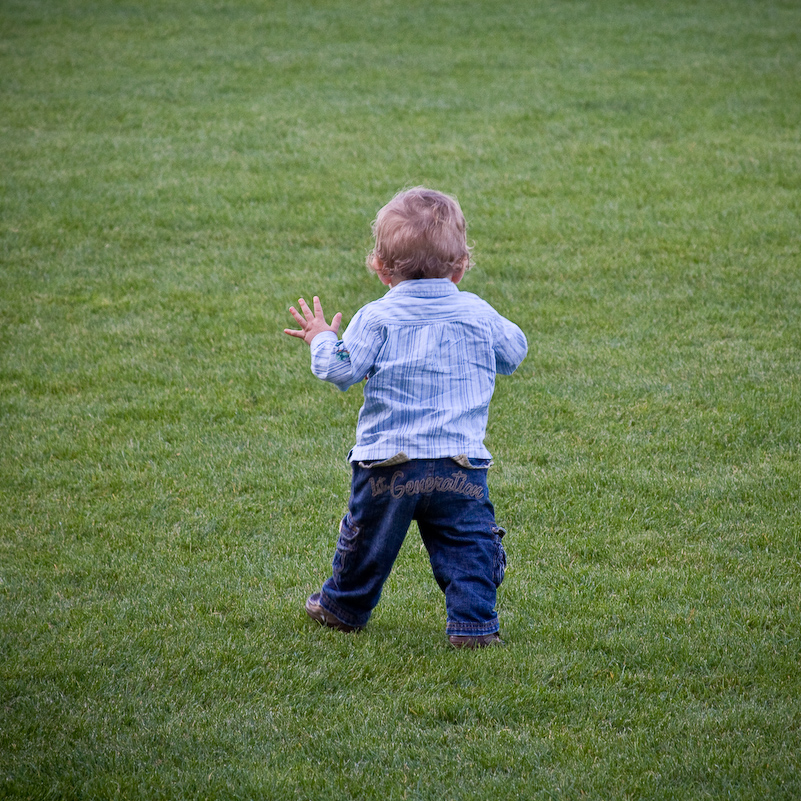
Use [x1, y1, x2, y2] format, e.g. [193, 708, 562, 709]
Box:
[445, 618, 500, 637]
[319, 590, 370, 629]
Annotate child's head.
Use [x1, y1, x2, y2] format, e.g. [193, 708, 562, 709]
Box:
[367, 187, 473, 282]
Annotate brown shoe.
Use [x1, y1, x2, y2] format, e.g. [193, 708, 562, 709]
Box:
[305, 593, 361, 633]
[448, 632, 503, 649]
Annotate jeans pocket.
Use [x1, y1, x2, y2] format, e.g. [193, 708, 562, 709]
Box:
[332, 513, 360, 577]
[451, 455, 493, 470]
[492, 526, 507, 587]
[356, 452, 410, 468]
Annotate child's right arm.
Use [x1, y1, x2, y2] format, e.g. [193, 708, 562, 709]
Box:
[493, 315, 528, 375]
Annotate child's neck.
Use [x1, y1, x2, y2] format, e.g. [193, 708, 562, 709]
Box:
[388, 271, 464, 288]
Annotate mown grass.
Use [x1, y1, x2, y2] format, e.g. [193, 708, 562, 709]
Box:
[2, 0, 800, 798]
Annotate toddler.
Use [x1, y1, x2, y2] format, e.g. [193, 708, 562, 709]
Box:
[284, 187, 527, 647]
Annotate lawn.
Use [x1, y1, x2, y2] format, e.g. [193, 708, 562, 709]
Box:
[1, 0, 800, 798]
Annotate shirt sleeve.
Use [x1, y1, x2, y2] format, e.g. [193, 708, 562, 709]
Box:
[492, 315, 528, 375]
[309, 307, 382, 391]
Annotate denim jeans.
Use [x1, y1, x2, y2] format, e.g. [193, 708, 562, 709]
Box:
[318, 457, 507, 636]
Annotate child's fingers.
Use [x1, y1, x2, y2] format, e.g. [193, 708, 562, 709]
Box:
[283, 327, 305, 338]
[297, 297, 313, 319]
[331, 311, 343, 332]
[288, 306, 306, 327]
[313, 296, 324, 318]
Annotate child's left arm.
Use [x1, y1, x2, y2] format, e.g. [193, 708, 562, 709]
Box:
[284, 296, 379, 391]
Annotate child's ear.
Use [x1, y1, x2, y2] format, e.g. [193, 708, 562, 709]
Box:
[373, 257, 393, 286]
[450, 256, 469, 285]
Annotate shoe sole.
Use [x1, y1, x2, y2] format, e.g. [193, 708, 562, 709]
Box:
[305, 595, 360, 633]
[448, 633, 503, 649]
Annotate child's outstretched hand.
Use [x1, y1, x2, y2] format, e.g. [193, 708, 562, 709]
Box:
[284, 296, 342, 346]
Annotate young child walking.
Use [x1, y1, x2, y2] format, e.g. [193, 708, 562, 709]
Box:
[284, 187, 527, 648]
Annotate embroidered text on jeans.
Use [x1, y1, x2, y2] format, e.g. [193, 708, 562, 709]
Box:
[369, 470, 485, 500]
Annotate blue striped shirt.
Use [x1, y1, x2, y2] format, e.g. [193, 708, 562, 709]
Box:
[310, 279, 528, 461]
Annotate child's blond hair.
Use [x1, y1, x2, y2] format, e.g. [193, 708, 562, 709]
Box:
[367, 187, 473, 281]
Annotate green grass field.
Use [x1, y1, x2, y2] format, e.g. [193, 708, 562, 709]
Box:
[2, 0, 800, 798]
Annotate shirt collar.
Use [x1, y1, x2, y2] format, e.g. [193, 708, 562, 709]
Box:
[386, 279, 459, 297]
